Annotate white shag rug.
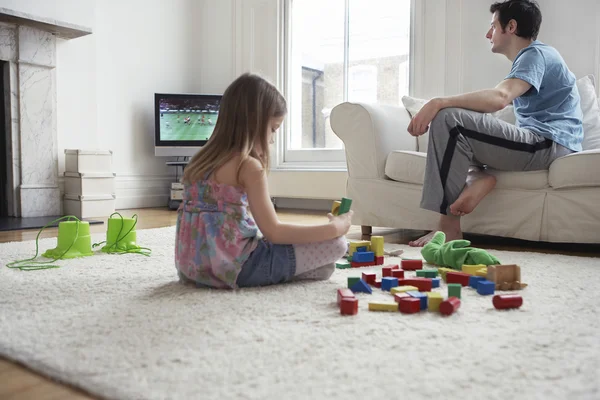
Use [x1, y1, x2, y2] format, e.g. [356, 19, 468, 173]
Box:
[0, 226, 599, 400]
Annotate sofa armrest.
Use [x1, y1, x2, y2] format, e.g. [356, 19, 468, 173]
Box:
[331, 102, 417, 179]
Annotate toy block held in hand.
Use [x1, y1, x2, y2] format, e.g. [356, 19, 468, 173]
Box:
[477, 280, 495, 296]
[426, 292, 443, 312]
[337, 288, 355, 306]
[398, 278, 432, 292]
[362, 272, 376, 285]
[394, 292, 411, 303]
[391, 269, 405, 279]
[331, 200, 341, 216]
[462, 264, 486, 275]
[431, 277, 441, 288]
[407, 291, 428, 310]
[401, 259, 423, 271]
[338, 197, 352, 215]
[348, 277, 360, 288]
[348, 241, 371, 257]
[486, 264, 527, 290]
[391, 285, 418, 294]
[493, 294, 523, 310]
[398, 297, 421, 314]
[381, 277, 399, 291]
[340, 297, 359, 315]
[440, 297, 461, 316]
[370, 236, 384, 257]
[350, 279, 373, 294]
[447, 283, 462, 299]
[446, 271, 471, 287]
[336, 260, 351, 269]
[368, 302, 399, 312]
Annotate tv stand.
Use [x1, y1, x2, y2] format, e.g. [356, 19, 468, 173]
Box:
[166, 159, 190, 210]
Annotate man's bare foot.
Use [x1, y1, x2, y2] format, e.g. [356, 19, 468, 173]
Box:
[408, 215, 463, 247]
[450, 173, 497, 216]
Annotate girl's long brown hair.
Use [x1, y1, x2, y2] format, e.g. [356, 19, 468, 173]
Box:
[183, 73, 287, 185]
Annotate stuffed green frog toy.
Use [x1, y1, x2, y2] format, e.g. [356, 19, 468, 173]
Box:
[421, 231, 500, 270]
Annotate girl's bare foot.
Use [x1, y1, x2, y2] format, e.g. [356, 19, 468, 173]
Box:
[408, 215, 463, 247]
[450, 173, 497, 216]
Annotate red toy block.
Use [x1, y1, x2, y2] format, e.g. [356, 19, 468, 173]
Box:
[382, 266, 393, 277]
[391, 264, 400, 269]
[398, 297, 421, 314]
[375, 256, 384, 265]
[351, 260, 376, 268]
[394, 292, 411, 303]
[493, 294, 523, 310]
[440, 297, 461, 316]
[398, 278, 432, 292]
[401, 259, 423, 271]
[447, 271, 471, 286]
[362, 272, 376, 285]
[337, 288, 355, 306]
[373, 279, 382, 288]
[340, 297, 359, 315]
[391, 269, 405, 279]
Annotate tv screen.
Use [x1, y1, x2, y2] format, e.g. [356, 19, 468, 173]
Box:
[154, 93, 222, 156]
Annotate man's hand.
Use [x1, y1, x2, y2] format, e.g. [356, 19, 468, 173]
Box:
[407, 98, 442, 137]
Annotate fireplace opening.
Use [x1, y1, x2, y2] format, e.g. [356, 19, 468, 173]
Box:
[0, 60, 7, 217]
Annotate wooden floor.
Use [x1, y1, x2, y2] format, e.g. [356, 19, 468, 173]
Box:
[0, 207, 598, 400]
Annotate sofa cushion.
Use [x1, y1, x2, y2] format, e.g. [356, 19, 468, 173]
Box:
[577, 75, 600, 150]
[548, 149, 600, 189]
[385, 150, 549, 190]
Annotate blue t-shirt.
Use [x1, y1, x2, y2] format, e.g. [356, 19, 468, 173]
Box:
[506, 40, 583, 152]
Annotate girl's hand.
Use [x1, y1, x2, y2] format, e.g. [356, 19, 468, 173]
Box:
[327, 210, 354, 237]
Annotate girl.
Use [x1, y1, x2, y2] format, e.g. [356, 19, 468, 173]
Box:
[175, 73, 353, 289]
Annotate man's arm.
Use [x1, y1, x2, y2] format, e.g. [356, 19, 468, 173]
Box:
[408, 78, 532, 136]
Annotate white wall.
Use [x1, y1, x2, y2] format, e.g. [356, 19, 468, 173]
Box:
[0, 0, 95, 27]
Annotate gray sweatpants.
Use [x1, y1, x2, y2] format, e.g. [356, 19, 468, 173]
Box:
[421, 107, 574, 216]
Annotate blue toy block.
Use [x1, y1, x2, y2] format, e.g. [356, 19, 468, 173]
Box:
[352, 251, 375, 263]
[350, 279, 373, 294]
[357, 246, 368, 252]
[381, 277, 399, 291]
[469, 276, 486, 289]
[431, 277, 441, 288]
[477, 280, 496, 295]
[407, 291, 428, 310]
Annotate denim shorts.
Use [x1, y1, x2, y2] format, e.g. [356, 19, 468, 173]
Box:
[236, 238, 297, 288]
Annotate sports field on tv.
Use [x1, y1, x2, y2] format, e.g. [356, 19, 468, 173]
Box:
[159, 112, 218, 141]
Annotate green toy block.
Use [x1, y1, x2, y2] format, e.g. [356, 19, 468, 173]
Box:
[448, 283, 462, 299]
[416, 269, 439, 278]
[338, 197, 353, 215]
[336, 260, 351, 269]
[348, 277, 360, 288]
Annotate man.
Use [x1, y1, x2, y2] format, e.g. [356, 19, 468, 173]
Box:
[408, 0, 583, 247]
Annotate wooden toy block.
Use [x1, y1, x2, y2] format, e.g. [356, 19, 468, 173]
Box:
[447, 283, 462, 299]
[426, 292, 443, 312]
[350, 279, 373, 294]
[373, 279, 382, 288]
[357, 246, 368, 252]
[335, 260, 351, 269]
[401, 259, 423, 271]
[362, 272, 376, 285]
[375, 256, 384, 265]
[391, 264, 400, 269]
[348, 240, 371, 256]
[338, 197, 352, 215]
[384, 248, 404, 256]
[446, 271, 471, 287]
[347, 277, 360, 288]
[437, 267, 455, 282]
[440, 297, 461, 316]
[340, 297, 359, 315]
[391, 269, 405, 279]
[393, 292, 411, 303]
[337, 288, 355, 306]
[477, 280, 495, 295]
[461, 264, 486, 275]
[370, 236, 384, 257]
[469, 276, 486, 289]
[382, 266, 394, 277]
[331, 200, 341, 216]
[368, 301, 399, 312]
[407, 291, 428, 310]
[398, 278, 432, 292]
[475, 268, 488, 277]
[381, 277, 399, 291]
[390, 285, 418, 294]
[351, 260, 376, 268]
[416, 269, 438, 278]
[431, 277, 441, 288]
[353, 251, 375, 263]
[398, 297, 421, 314]
[486, 264, 528, 290]
[493, 294, 523, 310]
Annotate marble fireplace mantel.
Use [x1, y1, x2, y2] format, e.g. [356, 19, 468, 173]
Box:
[1, 9, 91, 217]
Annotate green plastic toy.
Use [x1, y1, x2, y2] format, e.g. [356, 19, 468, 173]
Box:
[421, 231, 500, 270]
[42, 220, 94, 259]
[96, 213, 151, 256]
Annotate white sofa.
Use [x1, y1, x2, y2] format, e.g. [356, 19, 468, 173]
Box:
[330, 76, 600, 244]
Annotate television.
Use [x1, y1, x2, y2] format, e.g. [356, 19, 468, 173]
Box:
[154, 93, 222, 156]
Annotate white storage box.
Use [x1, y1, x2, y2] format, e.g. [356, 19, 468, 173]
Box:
[65, 149, 113, 173]
[171, 189, 183, 200]
[171, 182, 184, 190]
[63, 194, 116, 218]
[64, 172, 116, 196]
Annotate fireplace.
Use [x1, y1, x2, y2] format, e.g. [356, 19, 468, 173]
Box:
[0, 8, 91, 217]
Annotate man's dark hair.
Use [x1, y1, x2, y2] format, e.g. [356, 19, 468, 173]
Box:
[490, 0, 542, 40]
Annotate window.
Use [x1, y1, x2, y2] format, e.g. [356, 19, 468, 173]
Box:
[281, 0, 412, 167]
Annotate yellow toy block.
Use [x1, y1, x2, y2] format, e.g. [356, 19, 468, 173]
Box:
[426, 292, 443, 312]
[390, 285, 418, 294]
[370, 236, 384, 257]
[475, 267, 488, 277]
[368, 302, 399, 312]
[331, 200, 341, 216]
[462, 264, 486, 275]
[348, 240, 371, 256]
[437, 268, 455, 282]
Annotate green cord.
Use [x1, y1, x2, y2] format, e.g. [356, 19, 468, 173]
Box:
[92, 212, 151, 257]
[6, 216, 81, 271]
